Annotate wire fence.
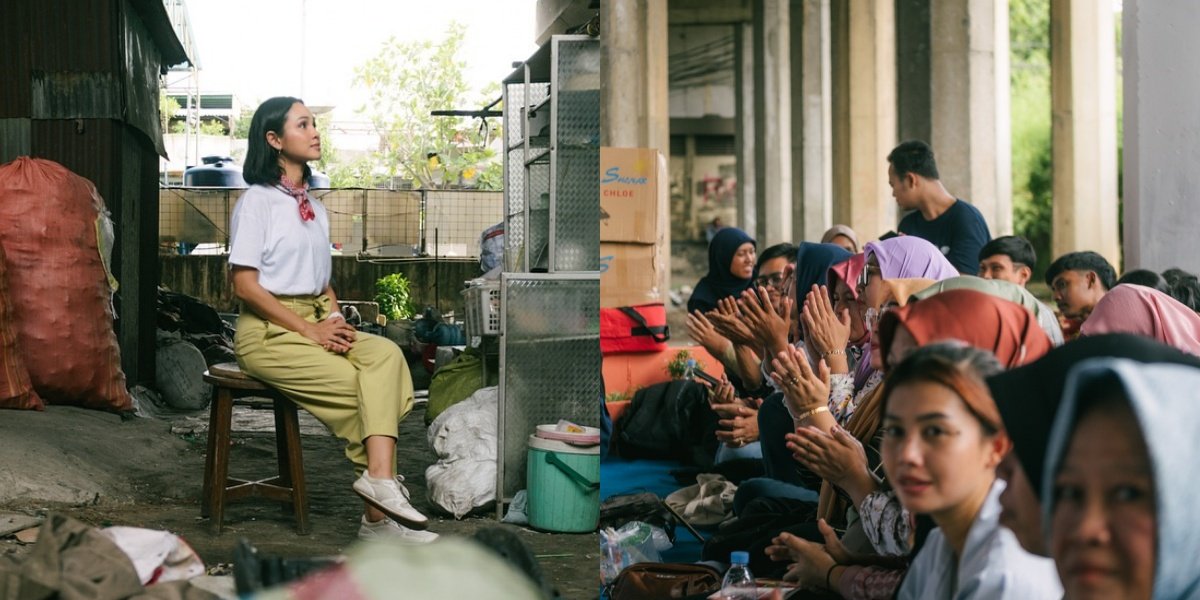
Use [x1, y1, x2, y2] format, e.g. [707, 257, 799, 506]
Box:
[158, 187, 503, 258]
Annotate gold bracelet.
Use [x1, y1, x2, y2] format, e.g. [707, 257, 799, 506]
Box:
[794, 405, 830, 421]
[820, 348, 846, 358]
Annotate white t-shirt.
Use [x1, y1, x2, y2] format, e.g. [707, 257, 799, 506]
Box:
[228, 184, 331, 296]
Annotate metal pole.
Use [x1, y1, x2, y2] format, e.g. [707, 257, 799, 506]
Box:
[434, 227, 439, 313]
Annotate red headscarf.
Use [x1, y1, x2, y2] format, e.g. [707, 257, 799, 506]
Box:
[879, 288, 1052, 369]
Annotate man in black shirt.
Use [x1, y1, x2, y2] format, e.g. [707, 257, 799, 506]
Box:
[887, 140, 991, 275]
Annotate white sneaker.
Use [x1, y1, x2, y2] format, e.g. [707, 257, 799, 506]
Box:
[352, 473, 430, 529]
[357, 515, 439, 543]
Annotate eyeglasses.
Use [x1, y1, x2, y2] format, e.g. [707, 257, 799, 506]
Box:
[755, 272, 788, 289]
[857, 266, 882, 292]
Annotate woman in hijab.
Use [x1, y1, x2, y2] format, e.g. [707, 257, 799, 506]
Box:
[1044, 357, 1200, 599]
[912, 275, 1065, 346]
[1080, 283, 1200, 354]
[687, 227, 757, 314]
[988, 334, 1200, 557]
[821, 224, 860, 253]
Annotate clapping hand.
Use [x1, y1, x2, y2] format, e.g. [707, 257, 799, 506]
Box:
[800, 284, 851, 358]
[739, 286, 793, 348]
[786, 424, 869, 489]
[770, 346, 830, 417]
[707, 379, 760, 447]
[707, 296, 760, 348]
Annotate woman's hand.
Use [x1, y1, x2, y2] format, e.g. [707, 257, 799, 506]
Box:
[770, 346, 830, 416]
[708, 379, 760, 447]
[708, 297, 760, 348]
[800, 284, 851, 357]
[738, 286, 792, 349]
[686, 311, 732, 358]
[302, 318, 357, 354]
[764, 531, 837, 589]
[786, 424, 874, 497]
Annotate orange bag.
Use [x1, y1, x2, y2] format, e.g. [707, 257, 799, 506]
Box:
[0, 157, 132, 412]
[0, 242, 42, 410]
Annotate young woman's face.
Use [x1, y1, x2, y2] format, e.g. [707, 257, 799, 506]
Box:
[270, 102, 322, 164]
[730, 242, 757, 280]
[831, 279, 865, 342]
[881, 380, 1005, 517]
[1050, 398, 1156, 600]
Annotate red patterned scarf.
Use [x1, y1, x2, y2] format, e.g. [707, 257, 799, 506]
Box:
[279, 174, 315, 222]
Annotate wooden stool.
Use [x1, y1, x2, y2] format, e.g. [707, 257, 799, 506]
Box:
[201, 362, 310, 535]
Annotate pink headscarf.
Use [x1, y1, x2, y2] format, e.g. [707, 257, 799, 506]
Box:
[1080, 284, 1200, 355]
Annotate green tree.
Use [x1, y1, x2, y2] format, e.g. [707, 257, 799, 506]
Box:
[160, 91, 180, 132]
[199, 119, 228, 136]
[232, 105, 256, 140]
[352, 22, 502, 190]
[1010, 0, 1052, 276]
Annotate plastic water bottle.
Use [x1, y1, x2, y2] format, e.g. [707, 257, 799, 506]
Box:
[721, 551, 757, 599]
[684, 358, 697, 380]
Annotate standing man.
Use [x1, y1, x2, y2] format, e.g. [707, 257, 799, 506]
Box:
[888, 140, 991, 275]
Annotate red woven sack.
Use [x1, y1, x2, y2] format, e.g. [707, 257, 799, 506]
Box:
[0, 242, 43, 410]
[600, 303, 670, 355]
[0, 157, 132, 411]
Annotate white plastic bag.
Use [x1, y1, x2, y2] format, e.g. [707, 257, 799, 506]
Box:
[99, 526, 205, 585]
[425, 387, 498, 518]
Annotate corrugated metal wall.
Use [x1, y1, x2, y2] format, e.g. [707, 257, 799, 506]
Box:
[0, 0, 180, 386]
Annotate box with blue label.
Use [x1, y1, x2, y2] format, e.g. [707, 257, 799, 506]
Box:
[601, 147, 667, 244]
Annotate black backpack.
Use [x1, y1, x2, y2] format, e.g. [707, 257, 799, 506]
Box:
[615, 380, 719, 467]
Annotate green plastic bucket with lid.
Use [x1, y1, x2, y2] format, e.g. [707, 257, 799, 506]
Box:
[526, 434, 600, 533]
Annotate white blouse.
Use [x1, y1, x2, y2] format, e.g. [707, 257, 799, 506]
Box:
[897, 480, 1062, 600]
[228, 184, 331, 296]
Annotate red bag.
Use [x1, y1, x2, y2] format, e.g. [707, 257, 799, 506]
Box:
[601, 304, 670, 355]
[0, 157, 132, 412]
[0, 242, 43, 410]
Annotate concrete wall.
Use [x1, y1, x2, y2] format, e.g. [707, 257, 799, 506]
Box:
[160, 255, 483, 316]
[1122, 0, 1200, 273]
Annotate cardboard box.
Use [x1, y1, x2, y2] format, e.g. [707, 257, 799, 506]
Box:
[600, 241, 664, 308]
[601, 147, 667, 244]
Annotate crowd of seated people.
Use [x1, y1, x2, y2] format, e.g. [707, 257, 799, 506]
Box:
[665, 139, 1200, 599]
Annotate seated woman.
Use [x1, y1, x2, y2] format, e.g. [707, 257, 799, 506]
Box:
[821, 224, 860, 254]
[883, 344, 1061, 599]
[1044, 357, 1200, 599]
[687, 227, 757, 315]
[988, 334, 1200, 557]
[229, 97, 434, 542]
[912, 275, 1065, 346]
[1079, 283, 1200, 354]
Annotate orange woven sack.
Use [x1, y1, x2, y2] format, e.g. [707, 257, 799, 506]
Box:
[0, 157, 132, 412]
[0, 242, 42, 410]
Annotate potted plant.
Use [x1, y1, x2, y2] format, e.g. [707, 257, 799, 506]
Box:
[376, 272, 417, 345]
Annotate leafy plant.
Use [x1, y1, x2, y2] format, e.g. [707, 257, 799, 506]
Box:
[666, 349, 705, 380]
[375, 272, 417, 322]
[605, 390, 632, 403]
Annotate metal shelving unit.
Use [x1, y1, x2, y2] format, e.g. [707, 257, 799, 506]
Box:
[494, 35, 601, 517]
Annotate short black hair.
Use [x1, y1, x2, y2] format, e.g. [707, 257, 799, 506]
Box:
[1115, 269, 1170, 293]
[757, 243, 797, 267]
[978, 235, 1036, 269]
[887, 140, 940, 180]
[243, 96, 312, 186]
[1043, 251, 1118, 290]
[1164, 268, 1200, 312]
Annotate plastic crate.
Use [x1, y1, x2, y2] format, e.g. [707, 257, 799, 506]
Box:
[463, 281, 501, 336]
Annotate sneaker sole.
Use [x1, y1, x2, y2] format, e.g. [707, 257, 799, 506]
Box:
[353, 488, 430, 530]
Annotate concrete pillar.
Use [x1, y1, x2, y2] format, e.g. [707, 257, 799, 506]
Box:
[927, 0, 1013, 236]
[831, 0, 896, 240]
[896, 0, 932, 144]
[752, 0, 793, 247]
[601, 0, 671, 291]
[1052, 0, 1119, 268]
[792, 0, 833, 243]
[735, 23, 757, 235]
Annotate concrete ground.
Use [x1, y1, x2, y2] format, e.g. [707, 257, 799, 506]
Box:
[0, 403, 597, 598]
